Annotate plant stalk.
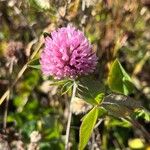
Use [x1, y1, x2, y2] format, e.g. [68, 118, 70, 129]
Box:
[65, 81, 77, 150]
[3, 59, 14, 130]
[126, 117, 150, 143]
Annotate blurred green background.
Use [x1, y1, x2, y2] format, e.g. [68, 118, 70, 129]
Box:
[0, 0, 150, 149]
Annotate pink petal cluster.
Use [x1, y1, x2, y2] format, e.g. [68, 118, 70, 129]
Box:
[40, 26, 98, 79]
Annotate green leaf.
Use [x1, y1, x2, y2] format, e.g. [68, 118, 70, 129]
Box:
[102, 94, 141, 117]
[107, 118, 131, 128]
[49, 79, 72, 86]
[21, 120, 37, 140]
[13, 93, 30, 112]
[98, 107, 107, 118]
[95, 93, 105, 104]
[78, 76, 104, 105]
[60, 81, 73, 95]
[49, 79, 73, 95]
[108, 59, 134, 95]
[134, 109, 150, 122]
[28, 64, 41, 69]
[79, 107, 98, 150]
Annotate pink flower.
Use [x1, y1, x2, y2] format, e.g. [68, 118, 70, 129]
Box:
[40, 26, 98, 79]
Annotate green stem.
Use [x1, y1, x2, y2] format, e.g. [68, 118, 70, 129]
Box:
[65, 81, 77, 150]
[126, 117, 150, 143]
[101, 117, 109, 150]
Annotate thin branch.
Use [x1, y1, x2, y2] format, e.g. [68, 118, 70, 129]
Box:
[3, 58, 14, 129]
[94, 119, 103, 129]
[0, 38, 42, 105]
[91, 132, 95, 150]
[126, 117, 150, 143]
[3, 90, 10, 130]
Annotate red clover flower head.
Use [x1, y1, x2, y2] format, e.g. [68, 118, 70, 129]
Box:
[40, 26, 98, 79]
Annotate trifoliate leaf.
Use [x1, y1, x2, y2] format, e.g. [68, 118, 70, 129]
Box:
[78, 76, 104, 105]
[101, 94, 141, 117]
[108, 59, 134, 95]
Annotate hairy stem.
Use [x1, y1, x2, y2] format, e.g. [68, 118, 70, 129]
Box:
[65, 81, 77, 150]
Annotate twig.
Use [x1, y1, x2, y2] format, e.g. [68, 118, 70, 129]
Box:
[91, 132, 95, 150]
[3, 58, 14, 129]
[65, 81, 77, 150]
[0, 38, 42, 105]
[126, 117, 150, 143]
[3, 90, 10, 130]
[94, 119, 103, 129]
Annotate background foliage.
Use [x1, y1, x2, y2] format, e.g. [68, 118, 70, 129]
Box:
[0, 0, 150, 149]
